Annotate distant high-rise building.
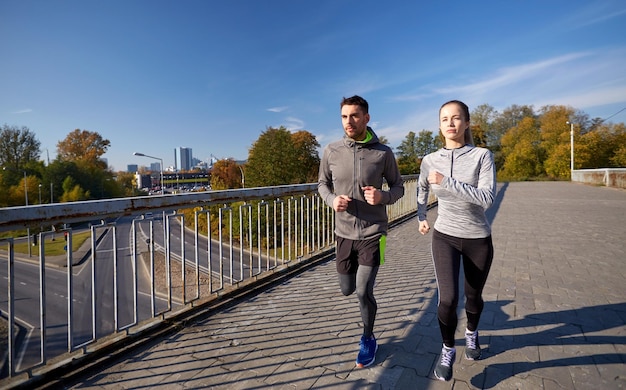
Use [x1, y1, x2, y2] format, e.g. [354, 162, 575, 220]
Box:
[150, 162, 161, 172]
[127, 164, 138, 173]
[179, 147, 193, 171]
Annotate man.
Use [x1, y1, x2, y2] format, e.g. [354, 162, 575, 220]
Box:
[318, 95, 404, 368]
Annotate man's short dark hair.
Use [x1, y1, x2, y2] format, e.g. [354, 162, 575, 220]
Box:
[341, 95, 369, 114]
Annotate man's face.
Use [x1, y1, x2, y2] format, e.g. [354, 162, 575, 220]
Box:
[341, 104, 370, 141]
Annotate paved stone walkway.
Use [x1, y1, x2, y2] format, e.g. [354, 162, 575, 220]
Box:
[14, 182, 626, 389]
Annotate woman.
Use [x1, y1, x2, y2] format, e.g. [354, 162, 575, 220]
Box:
[417, 100, 496, 381]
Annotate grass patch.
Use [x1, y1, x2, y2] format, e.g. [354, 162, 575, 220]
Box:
[13, 231, 92, 256]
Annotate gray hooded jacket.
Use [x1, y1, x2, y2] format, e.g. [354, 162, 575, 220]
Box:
[318, 128, 404, 240]
[417, 144, 496, 239]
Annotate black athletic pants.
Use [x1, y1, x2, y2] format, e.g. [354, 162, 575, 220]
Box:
[431, 229, 493, 347]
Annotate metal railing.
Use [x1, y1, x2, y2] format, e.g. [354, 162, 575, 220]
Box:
[0, 176, 420, 382]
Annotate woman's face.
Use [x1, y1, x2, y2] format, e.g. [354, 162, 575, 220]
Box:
[439, 103, 469, 145]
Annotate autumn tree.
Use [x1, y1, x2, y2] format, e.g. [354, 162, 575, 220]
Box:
[544, 143, 571, 179]
[499, 116, 543, 180]
[472, 104, 497, 148]
[210, 158, 244, 190]
[116, 171, 144, 196]
[609, 123, 626, 166]
[537, 105, 574, 156]
[291, 130, 321, 183]
[0, 172, 41, 207]
[576, 123, 626, 169]
[57, 129, 110, 168]
[489, 104, 536, 168]
[491, 104, 536, 143]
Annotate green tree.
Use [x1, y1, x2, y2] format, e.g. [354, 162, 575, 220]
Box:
[396, 130, 441, 175]
[60, 176, 90, 202]
[246, 126, 319, 187]
[396, 131, 420, 175]
[0, 124, 41, 179]
[43, 160, 82, 203]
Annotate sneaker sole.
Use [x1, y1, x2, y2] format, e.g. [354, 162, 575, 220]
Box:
[464, 351, 481, 360]
[433, 370, 451, 381]
[355, 345, 379, 368]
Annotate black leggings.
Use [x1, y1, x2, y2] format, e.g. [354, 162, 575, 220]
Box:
[338, 265, 379, 339]
[432, 229, 493, 347]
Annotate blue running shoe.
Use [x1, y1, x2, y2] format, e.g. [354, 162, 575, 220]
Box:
[356, 335, 378, 368]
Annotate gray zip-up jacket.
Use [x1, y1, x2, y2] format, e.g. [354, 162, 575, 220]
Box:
[318, 128, 405, 240]
[417, 144, 496, 239]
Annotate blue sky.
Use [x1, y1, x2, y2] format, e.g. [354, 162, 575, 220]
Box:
[2, 1, 625, 172]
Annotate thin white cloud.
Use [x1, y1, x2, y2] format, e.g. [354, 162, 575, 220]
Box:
[377, 47, 626, 149]
[573, 5, 626, 28]
[434, 52, 591, 97]
[267, 106, 288, 113]
[284, 116, 305, 130]
[580, 8, 626, 27]
[13, 109, 33, 114]
[539, 85, 626, 110]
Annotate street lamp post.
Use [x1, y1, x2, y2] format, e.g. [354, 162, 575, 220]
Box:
[567, 121, 574, 172]
[238, 165, 245, 188]
[3, 167, 31, 256]
[133, 152, 167, 244]
[39, 184, 42, 204]
[134, 152, 164, 194]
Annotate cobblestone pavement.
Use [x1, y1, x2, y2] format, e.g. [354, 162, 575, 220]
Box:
[8, 181, 626, 389]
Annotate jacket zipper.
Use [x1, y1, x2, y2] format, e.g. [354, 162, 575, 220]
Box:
[450, 149, 454, 178]
[353, 143, 362, 238]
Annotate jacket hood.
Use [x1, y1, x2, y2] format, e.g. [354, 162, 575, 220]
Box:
[343, 127, 379, 147]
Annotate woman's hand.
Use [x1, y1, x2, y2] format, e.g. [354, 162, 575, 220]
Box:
[428, 171, 444, 185]
[419, 220, 430, 235]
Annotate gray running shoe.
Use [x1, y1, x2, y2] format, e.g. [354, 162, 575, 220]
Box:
[434, 346, 456, 381]
[464, 330, 481, 360]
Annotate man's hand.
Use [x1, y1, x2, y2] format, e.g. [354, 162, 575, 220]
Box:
[362, 186, 382, 205]
[333, 195, 352, 212]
